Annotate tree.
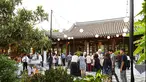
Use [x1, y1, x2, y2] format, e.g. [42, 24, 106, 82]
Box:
[0, 0, 22, 48]
[134, 0, 146, 64]
[0, 0, 51, 55]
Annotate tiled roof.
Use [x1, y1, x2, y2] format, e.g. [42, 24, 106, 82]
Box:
[46, 17, 130, 39]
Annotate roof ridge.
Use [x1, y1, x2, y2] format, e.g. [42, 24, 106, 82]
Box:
[75, 17, 125, 25]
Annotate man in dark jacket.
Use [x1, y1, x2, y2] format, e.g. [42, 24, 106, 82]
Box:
[61, 53, 66, 66]
[109, 50, 119, 82]
[94, 54, 101, 71]
[48, 54, 53, 69]
[120, 49, 127, 82]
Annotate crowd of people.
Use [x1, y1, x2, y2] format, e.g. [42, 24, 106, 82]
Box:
[68, 49, 130, 82]
[15, 53, 44, 76]
[14, 48, 131, 82]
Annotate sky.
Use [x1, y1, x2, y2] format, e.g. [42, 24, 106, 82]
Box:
[20, 0, 143, 30]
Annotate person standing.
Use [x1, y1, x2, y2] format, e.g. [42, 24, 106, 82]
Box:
[58, 55, 62, 66]
[97, 49, 104, 68]
[127, 55, 130, 70]
[22, 54, 29, 70]
[94, 54, 101, 72]
[103, 52, 112, 82]
[48, 54, 53, 69]
[61, 53, 66, 66]
[117, 52, 122, 69]
[66, 53, 72, 69]
[16, 57, 23, 77]
[109, 50, 119, 82]
[91, 54, 94, 71]
[120, 49, 127, 82]
[37, 54, 43, 67]
[70, 53, 79, 76]
[86, 54, 92, 72]
[52, 53, 57, 69]
[79, 53, 86, 77]
[55, 55, 59, 66]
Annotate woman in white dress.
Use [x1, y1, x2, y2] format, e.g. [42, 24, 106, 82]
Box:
[58, 55, 62, 66]
[52, 54, 57, 69]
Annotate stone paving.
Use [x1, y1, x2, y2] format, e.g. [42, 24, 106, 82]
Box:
[17, 62, 145, 82]
[49, 63, 146, 82]
[83, 67, 146, 82]
[66, 64, 145, 82]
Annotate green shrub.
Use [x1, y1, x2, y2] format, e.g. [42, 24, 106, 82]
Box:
[20, 71, 30, 82]
[0, 55, 18, 82]
[114, 50, 128, 55]
[75, 51, 82, 56]
[20, 70, 45, 82]
[45, 68, 74, 82]
[114, 50, 120, 55]
[20, 67, 74, 82]
[74, 70, 109, 82]
[30, 73, 45, 82]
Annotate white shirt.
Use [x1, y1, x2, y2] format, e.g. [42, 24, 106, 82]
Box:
[86, 55, 91, 64]
[71, 55, 78, 62]
[53, 55, 57, 63]
[98, 53, 103, 59]
[127, 56, 131, 61]
[98, 53, 104, 66]
[22, 56, 29, 63]
[58, 56, 62, 65]
[38, 55, 42, 62]
[31, 54, 37, 60]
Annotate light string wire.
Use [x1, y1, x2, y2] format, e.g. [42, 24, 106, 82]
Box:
[125, 0, 129, 17]
[52, 11, 74, 24]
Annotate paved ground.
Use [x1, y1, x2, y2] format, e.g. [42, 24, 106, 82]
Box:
[18, 62, 145, 82]
[76, 67, 145, 82]
[51, 63, 146, 82]
[66, 65, 145, 82]
[85, 69, 145, 82]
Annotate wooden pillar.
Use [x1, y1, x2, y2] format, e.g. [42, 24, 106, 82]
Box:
[89, 41, 90, 55]
[66, 40, 70, 55]
[112, 38, 116, 51]
[66, 41, 68, 55]
[61, 44, 63, 54]
[70, 40, 73, 54]
[107, 39, 109, 51]
[57, 41, 59, 55]
[73, 39, 75, 53]
[68, 41, 70, 54]
[87, 41, 89, 55]
[52, 46, 54, 53]
[84, 40, 87, 53]
[94, 38, 97, 53]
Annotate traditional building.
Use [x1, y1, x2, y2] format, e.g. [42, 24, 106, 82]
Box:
[46, 17, 136, 55]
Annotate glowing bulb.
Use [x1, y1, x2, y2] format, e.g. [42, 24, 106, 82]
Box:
[95, 34, 99, 38]
[57, 38, 60, 41]
[64, 34, 67, 38]
[122, 33, 126, 36]
[68, 37, 71, 40]
[70, 37, 74, 39]
[116, 34, 119, 37]
[123, 17, 129, 22]
[79, 29, 84, 33]
[107, 36, 110, 39]
[123, 27, 128, 32]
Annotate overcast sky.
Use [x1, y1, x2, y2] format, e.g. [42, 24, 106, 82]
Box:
[21, 0, 143, 30]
